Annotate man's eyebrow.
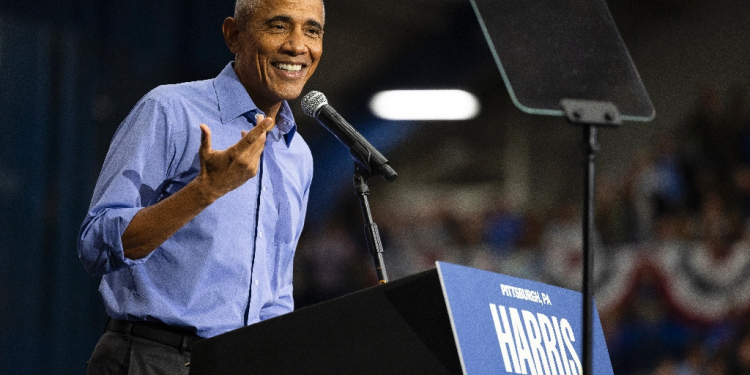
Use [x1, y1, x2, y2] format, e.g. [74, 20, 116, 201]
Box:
[306, 19, 323, 30]
[264, 15, 323, 30]
[265, 15, 293, 24]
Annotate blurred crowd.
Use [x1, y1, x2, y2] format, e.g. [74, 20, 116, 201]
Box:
[293, 83, 750, 375]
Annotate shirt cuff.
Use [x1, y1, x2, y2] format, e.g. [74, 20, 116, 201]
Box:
[78, 207, 150, 276]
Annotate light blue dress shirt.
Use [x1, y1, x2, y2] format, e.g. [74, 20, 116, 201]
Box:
[78, 63, 313, 338]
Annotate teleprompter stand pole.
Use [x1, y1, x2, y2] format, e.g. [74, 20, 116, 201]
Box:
[560, 99, 622, 375]
[581, 124, 598, 375]
[354, 165, 389, 284]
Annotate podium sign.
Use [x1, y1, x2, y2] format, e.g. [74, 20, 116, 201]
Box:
[437, 262, 613, 375]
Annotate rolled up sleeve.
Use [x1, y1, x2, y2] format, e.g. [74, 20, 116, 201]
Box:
[78, 95, 176, 276]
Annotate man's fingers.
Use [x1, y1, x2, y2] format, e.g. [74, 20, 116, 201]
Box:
[199, 124, 212, 155]
[222, 115, 277, 162]
[238, 116, 275, 147]
[258, 116, 275, 132]
[255, 113, 276, 132]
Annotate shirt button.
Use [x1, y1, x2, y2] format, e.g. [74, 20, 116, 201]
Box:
[263, 185, 266, 192]
[258, 231, 262, 238]
[255, 279, 259, 286]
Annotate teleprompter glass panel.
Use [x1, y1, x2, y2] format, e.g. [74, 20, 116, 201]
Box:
[470, 0, 655, 121]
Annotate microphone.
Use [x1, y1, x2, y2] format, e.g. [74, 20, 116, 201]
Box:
[301, 91, 398, 182]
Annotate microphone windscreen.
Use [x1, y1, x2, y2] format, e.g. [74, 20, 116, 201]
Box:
[301, 91, 328, 117]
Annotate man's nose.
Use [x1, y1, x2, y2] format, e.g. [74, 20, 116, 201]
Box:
[281, 29, 307, 55]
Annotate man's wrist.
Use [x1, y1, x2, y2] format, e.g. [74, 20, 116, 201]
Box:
[187, 176, 221, 207]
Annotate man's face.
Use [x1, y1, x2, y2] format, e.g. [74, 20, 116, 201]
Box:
[225, 0, 324, 109]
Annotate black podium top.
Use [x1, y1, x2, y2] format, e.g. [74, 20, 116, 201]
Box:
[188, 270, 462, 375]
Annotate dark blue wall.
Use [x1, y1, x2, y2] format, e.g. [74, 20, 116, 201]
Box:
[0, 1, 235, 372]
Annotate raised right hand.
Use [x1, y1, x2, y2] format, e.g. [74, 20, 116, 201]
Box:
[194, 114, 276, 201]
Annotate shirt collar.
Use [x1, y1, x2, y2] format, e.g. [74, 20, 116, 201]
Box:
[214, 62, 297, 147]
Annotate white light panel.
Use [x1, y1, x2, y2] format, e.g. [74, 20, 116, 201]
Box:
[369, 90, 481, 121]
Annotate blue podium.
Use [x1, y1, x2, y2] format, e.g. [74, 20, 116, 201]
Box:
[188, 262, 613, 374]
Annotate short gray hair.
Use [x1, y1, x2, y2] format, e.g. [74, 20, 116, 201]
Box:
[234, 0, 325, 26]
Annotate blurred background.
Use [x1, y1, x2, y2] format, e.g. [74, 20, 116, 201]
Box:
[1, 0, 750, 373]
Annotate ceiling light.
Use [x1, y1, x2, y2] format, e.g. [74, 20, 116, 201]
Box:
[369, 90, 481, 121]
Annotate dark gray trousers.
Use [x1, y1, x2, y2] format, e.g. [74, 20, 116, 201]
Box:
[86, 331, 191, 375]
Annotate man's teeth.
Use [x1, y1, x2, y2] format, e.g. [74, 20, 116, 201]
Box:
[277, 63, 302, 72]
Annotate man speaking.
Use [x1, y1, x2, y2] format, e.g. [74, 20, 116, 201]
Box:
[78, 0, 323, 373]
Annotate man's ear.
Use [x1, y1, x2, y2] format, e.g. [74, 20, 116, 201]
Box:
[222, 17, 241, 54]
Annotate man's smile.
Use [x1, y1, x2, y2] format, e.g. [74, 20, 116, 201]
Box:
[274, 62, 303, 72]
[271, 61, 308, 79]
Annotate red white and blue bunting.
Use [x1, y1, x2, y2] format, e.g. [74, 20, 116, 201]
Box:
[649, 241, 750, 321]
[530, 241, 750, 321]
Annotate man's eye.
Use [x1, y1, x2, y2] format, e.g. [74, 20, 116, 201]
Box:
[305, 28, 322, 37]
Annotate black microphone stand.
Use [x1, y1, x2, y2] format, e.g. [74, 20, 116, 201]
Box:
[353, 165, 389, 284]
